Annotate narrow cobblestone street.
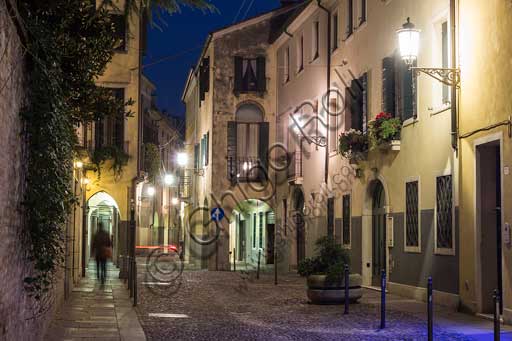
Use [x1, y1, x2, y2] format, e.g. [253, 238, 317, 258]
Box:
[135, 265, 512, 341]
[45, 263, 145, 340]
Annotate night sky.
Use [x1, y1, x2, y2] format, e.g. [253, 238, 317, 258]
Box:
[143, 0, 282, 117]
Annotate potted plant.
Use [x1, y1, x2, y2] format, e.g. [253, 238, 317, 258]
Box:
[298, 237, 362, 304]
[368, 112, 402, 151]
[338, 129, 369, 164]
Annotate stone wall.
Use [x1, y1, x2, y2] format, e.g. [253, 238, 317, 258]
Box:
[0, 1, 60, 339]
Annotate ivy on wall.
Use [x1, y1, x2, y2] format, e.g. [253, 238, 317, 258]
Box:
[144, 143, 161, 182]
[18, 0, 128, 300]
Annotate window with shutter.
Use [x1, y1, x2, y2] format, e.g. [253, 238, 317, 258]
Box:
[360, 73, 368, 133]
[234, 56, 243, 93]
[312, 21, 319, 60]
[258, 122, 269, 181]
[344, 86, 353, 130]
[227, 122, 237, 183]
[259, 212, 263, 248]
[382, 56, 396, 117]
[199, 57, 210, 102]
[205, 131, 209, 166]
[95, 88, 125, 150]
[332, 12, 339, 51]
[345, 0, 353, 39]
[350, 79, 363, 131]
[111, 14, 126, 51]
[397, 58, 417, 121]
[327, 198, 334, 237]
[194, 143, 199, 170]
[234, 57, 266, 93]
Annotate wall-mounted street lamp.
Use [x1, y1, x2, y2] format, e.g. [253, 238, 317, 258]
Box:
[164, 173, 175, 186]
[397, 17, 460, 87]
[176, 152, 188, 168]
[146, 186, 155, 197]
[171, 197, 179, 206]
[74, 160, 84, 169]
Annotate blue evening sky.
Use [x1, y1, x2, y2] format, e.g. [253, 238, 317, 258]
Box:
[143, 0, 282, 117]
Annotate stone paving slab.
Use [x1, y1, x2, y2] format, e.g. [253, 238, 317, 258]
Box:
[45, 262, 146, 341]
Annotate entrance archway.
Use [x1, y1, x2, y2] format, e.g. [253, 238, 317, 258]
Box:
[87, 192, 120, 267]
[229, 199, 274, 270]
[371, 180, 386, 287]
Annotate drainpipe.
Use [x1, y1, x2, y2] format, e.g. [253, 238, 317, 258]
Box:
[450, 0, 457, 151]
[317, 0, 331, 184]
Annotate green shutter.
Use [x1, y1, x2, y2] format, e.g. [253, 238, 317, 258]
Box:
[258, 122, 269, 181]
[234, 56, 243, 94]
[382, 56, 396, 117]
[256, 56, 266, 93]
[227, 122, 237, 184]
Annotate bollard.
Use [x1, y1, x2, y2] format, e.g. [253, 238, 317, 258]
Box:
[234, 248, 236, 272]
[133, 258, 137, 306]
[380, 269, 386, 329]
[427, 277, 433, 341]
[256, 249, 261, 280]
[344, 264, 349, 315]
[494, 289, 501, 341]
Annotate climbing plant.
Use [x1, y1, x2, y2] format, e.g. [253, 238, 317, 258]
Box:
[144, 143, 161, 182]
[16, 0, 215, 301]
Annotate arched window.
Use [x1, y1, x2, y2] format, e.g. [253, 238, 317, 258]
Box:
[227, 103, 269, 183]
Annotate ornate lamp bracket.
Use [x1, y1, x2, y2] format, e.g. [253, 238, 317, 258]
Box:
[410, 67, 460, 88]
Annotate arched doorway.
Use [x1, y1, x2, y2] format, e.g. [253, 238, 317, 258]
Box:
[87, 192, 120, 267]
[292, 188, 306, 265]
[371, 180, 386, 287]
[229, 199, 274, 270]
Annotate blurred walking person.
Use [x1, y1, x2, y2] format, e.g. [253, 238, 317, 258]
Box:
[92, 223, 112, 285]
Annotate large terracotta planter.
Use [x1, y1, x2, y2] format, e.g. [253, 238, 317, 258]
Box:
[306, 274, 363, 304]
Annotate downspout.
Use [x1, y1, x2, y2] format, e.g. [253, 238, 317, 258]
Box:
[450, 0, 457, 151]
[317, 0, 331, 184]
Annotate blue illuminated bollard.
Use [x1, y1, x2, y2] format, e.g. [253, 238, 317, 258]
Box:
[427, 277, 433, 341]
[380, 269, 386, 329]
[344, 264, 349, 315]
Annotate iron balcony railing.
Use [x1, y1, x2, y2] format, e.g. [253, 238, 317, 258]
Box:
[228, 156, 264, 183]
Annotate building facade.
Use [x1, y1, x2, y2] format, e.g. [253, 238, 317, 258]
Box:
[458, 0, 512, 322]
[182, 4, 305, 270]
[272, 0, 459, 306]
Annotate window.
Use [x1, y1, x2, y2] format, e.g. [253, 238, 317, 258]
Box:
[227, 104, 269, 183]
[332, 12, 339, 51]
[259, 212, 263, 248]
[328, 96, 340, 153]
[194, 143, 199, 170]
[345, 0, 354, 39]
[284, 47, 290, 83]
[252, 213, 256, 248]
[405, 180, 420, 252]
[297, 34, 304, 72]
[95, 88, 125, 150]
[234, 56, 266, 93]
[358, 0, 367, 26]
[441, 21, 449, 104]
[435, 175, 454, 253]
[327, 198, 334, 237]
[345, 73, 368, 132]
[342, 195, 351, 245]
[199, 57, 210, 103]
[382, 56, 396, 117]
[397, 58, 417, 121]
[312, 21, 319, 60]
[111, 14, 126, 51]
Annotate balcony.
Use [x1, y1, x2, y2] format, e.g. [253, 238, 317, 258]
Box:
[179, 173, 191, 200]
[287, 151, 303, 184]
[228, 156, 265, 183]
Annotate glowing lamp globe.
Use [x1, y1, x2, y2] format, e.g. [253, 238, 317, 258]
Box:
[397, 18, 420, 65]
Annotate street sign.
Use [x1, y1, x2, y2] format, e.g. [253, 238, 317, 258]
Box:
[211, 207, 225, 222]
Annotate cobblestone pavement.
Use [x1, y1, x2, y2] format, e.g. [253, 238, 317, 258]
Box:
[45, 262, 146, 340]
[134, 266, 512, 341]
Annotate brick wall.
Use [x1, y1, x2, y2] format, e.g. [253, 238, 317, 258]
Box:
[0, 1, 62, 339]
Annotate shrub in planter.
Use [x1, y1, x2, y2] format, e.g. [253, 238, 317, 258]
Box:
[298, 237, 362, 304]
[338, 129, 369, 163]
[368, 112, 402, 149]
